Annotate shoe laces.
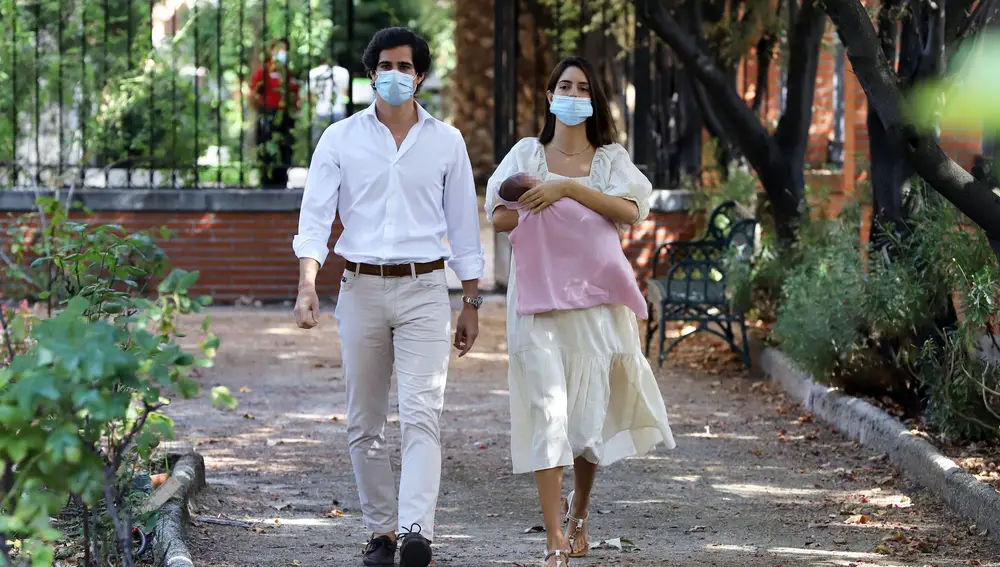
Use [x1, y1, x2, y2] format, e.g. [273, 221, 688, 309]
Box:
[363, 533, 391, 554]
[398, 522, 423, 542]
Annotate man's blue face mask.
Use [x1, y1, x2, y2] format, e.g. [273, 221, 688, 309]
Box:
[375, 70, 415, 106]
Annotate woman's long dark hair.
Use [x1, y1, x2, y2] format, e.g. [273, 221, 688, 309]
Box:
[538, 56, 618, 148]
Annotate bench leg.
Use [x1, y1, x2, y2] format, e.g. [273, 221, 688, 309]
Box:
[644, 305, 655, 357]
[738, 318, 752, 370]
[723, 320, 737, 353]
[656, 317, 668, 367]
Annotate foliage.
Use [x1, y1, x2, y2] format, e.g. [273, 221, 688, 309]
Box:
[771, 204, 868, 380]
[771, 184, 1000, 440]
[0, 0, 446, 187]
[0, 195, 235, 566]
[692, 168, 784, 322]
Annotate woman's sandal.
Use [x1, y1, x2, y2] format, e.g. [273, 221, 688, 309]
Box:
[562, 490, 590, 558]
[543, 549, 570, 566]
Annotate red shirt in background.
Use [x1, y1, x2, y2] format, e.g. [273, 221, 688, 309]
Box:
[250, 64, 300, 111]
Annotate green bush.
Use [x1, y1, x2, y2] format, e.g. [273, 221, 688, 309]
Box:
[0, 195, 235, 566]
[771, 208, 868, 380]
[770, 183, 1000, 440]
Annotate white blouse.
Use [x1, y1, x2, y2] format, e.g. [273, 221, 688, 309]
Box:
[484, 137, 654, 233]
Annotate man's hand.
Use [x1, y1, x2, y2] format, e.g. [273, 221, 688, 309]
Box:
[519, 179, 571, 213]
[453, 305, 479, 357]
[294, 285, 321, 329]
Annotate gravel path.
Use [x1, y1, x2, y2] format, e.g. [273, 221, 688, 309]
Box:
[167, 303, 1000, 566]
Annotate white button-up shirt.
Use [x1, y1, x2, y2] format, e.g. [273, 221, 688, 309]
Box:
[292, 102, 485, 281]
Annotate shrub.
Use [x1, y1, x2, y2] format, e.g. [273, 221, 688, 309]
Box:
[0, 196, 236, 566]
[771, 183, 1000, 440]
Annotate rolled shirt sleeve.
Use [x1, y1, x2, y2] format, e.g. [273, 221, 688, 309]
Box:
[442, 132, 485, 281]
[292, 128, 340, 266]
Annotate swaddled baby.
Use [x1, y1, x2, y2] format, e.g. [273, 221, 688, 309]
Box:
[497, 173, 648, 319]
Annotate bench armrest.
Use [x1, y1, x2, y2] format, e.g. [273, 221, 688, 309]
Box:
[651, 239, 726, 279]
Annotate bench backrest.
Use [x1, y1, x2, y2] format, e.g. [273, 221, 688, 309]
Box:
[704, 200, 740, 243]
[726, 218, 758, 264]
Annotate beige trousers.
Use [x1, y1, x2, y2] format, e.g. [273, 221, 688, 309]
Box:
[334, 267, 451, 540]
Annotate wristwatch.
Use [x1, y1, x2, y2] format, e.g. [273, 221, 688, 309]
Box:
[462, 295, 484, 310]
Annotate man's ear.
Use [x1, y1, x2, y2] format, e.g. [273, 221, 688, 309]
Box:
[546, 91, 553, 104]
[415, 73, 425, 89]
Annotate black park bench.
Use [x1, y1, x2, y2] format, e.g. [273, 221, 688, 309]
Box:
[643, 200, 759, 369]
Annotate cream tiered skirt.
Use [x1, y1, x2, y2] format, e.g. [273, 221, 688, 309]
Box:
[505, 257, 676, 474]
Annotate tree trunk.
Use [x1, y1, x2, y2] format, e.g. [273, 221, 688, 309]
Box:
[635, 0, 828, 244]
[824, 0, 1000, 255]
[867, 0, 911, 250]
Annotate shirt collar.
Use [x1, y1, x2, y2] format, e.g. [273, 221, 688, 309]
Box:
[362, 100, 434, 124]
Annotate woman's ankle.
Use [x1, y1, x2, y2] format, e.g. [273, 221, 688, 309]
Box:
[569, 493, 590, 519]
[546, 533, 567, 551]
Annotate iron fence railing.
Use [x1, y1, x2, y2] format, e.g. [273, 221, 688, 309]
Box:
[499, 0, 708, 190]
[0, 0, 441, 190]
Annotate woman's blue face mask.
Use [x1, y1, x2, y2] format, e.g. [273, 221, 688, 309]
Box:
[549, 95, 593, 126]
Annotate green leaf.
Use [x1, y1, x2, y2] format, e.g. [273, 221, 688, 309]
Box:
[210, 386, 238, 410]
[178, 270, 201, 290]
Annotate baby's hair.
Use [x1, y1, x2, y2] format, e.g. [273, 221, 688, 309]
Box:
[499, 173, 533, 201]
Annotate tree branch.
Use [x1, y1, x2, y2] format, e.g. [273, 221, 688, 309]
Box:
[751, 34, 775, 116]
[774, 0, 827, 154]
[635, 0, 780, 176]
[823, 0, 1000, 245]
[0, 305, 15, 365]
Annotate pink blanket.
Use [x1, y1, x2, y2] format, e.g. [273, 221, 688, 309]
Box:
[504, 198, 648, 319]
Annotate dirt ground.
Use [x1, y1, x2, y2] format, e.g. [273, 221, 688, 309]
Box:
[166, 300, 1000, 567]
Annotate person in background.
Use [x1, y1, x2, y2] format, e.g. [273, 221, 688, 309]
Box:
[250, 37, 300, 189]
[309, 58, 351, 147]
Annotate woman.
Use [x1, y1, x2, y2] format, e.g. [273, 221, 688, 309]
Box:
[485, 56, 676, 566]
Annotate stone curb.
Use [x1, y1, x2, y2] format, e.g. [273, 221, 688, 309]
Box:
[761, 348, 1000, 543]
[154, 453, 207, 567]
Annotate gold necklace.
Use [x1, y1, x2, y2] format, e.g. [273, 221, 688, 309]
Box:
[551, 144, 592, 157]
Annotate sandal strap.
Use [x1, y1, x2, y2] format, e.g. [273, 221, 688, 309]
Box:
[544, 549, 569, 566]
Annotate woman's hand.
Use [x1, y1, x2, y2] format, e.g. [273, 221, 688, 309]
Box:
[518, 180, 573, 214]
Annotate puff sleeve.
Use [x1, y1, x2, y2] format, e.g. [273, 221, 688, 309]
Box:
[485, 138, 537, 223]
[603, 144, 653, 225]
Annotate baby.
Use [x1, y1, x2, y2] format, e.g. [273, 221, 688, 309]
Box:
[498, 172, 539, 202]
[496, 172, 648, 319]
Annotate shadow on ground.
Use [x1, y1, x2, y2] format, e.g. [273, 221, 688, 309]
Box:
[167, 304, 1000, 566]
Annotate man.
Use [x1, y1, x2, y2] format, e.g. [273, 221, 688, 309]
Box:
[250, 37, 299, 189]
[291, 27, 484, 567]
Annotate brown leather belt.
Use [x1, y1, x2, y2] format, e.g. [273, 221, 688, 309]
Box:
[343, 259, 445, 278]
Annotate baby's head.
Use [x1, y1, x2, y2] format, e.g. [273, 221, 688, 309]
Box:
[499, 172, 538, 202]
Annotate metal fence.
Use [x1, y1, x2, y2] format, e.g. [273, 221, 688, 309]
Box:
[0, 0, 440, 190]
[495, 0, 711, 190]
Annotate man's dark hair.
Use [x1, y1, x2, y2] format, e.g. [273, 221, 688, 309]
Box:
[362, 27, 432, 93]
[272, 37, 289, 50]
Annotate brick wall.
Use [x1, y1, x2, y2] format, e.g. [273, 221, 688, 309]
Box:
[0, 191, 349, 303]
[2, 190, 701, 302]
[623, 211, 699, 286]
